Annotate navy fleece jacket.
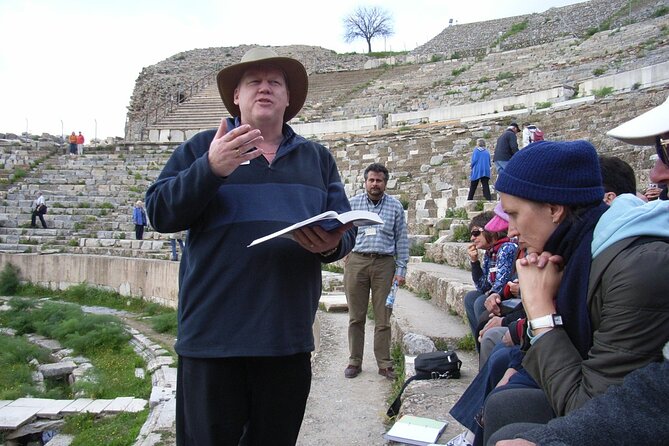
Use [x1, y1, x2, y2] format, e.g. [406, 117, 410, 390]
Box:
[146, 120, 355, 358]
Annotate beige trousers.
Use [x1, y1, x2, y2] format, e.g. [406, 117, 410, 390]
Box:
[344, 252, 395, 369]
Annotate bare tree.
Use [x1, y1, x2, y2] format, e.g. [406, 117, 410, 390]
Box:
[343, 6, 394, 53]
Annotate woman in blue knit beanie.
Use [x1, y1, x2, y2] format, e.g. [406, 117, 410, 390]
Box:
[479, 140, 669, 446]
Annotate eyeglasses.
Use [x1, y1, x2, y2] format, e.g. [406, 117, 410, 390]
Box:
[470, 229, 482, 237]
[656, 136, 669, 167]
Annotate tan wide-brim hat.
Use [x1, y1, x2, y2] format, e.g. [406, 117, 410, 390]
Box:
[216, 47, 308, 123]
[607, 95, 669, 145]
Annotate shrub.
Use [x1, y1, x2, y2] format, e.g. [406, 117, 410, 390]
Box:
[151, 312, 178, 336]
[399, 196, 410, 210]
[495, 71, 514, 81]
[444, 207, 468, 219]
[592, 67, 606, 76]
[0, 263, 20, 295]
[593, 86, 614, 98]
[535, 101, 551, 109]
[457, 333, 476, 351]
[409, 243, 426, 257]
[652, 5, 669, 17]
[0, 335, 51, 399]
[451, 225, 471, 242]
[452, 66, 469, 77]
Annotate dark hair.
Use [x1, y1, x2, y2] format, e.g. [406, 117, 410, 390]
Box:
[598, 155, 637, 196]
[469, 211, 496, 243]
[364, 163, 389, 182]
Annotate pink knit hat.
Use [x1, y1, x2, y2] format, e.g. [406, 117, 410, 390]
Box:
[484, 202, 509, 232]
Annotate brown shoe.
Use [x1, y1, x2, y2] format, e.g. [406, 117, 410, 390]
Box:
[344, 365, 361, 378]
[378, 367, 396, 380]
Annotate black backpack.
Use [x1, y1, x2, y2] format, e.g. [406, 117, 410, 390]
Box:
[387, 350, 462, 417]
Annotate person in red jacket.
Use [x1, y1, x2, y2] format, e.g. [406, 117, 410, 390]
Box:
[76, 131, 85, 155]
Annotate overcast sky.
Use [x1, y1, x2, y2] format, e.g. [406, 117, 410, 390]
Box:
[0, 0, 587, 140]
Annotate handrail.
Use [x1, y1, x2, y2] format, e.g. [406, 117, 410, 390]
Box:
[139, 67, 223, 141]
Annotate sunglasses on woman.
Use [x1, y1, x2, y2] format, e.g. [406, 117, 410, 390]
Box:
[656, 136, 669, 167]
[470, 229, 482, 237]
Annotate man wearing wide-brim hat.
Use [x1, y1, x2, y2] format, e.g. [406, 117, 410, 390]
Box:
[145, 47, 356, 445]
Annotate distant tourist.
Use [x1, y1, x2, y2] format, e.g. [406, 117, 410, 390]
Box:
[30, 191, 47, 229]
[493, 122, 520, 174]
[467, 138, 492, 201]
[76, 131, 85, 155]
[68, 131, 77, 156]
[169, 231, 185, 261]
[132, 200, 147, 240]
[521, 123, 534, 148]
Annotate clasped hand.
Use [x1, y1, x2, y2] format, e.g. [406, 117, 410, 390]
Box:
[516, 251, 563, 319]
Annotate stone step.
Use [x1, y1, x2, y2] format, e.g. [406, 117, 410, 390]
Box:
[0, 397, 148, 430]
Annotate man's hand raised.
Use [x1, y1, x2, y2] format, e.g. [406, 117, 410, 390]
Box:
[208, 121, 264, 177]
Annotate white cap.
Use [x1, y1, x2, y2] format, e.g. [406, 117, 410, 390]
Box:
[606, 96, 669, 146]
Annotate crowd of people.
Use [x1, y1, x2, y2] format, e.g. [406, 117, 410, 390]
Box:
[444, 97, 669, 446]
[141, 47, 669, 446]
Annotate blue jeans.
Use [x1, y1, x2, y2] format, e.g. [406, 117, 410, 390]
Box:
[464, 290, 488, 343]
[450, 345, 518, 436]
[494, 160, 509, 175]
[170, 238, 185, 261]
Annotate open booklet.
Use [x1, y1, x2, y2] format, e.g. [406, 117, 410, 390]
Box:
[248, 210, 383, 247]
[384, 415, 448, 446]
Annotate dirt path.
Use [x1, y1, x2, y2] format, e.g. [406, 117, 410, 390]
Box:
[298, 310, 395, 445]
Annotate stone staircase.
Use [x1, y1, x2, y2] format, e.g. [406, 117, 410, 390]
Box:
[1, 87, 664, 259]
[0, 147, 179, 259]
[137, 13, 669, 143]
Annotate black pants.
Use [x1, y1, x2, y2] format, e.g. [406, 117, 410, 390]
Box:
[135, 224, 145, 240]
[468, 177, 492, 201]
[176, 353, 312, 446]
[31, 210, 47, 228]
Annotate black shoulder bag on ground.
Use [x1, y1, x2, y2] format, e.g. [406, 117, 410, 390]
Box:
[387, 350, 462, 417]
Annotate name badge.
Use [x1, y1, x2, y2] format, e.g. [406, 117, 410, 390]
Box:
[364, 227, 377, 236]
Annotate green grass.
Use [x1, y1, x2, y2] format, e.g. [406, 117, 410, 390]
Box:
[495, 71, 514, 81]
[457, 333, 476, 351]
[416, 290, 432, 301]
[150, 313, 178, 336]
[62, 410, 148, 446]
[593, 86, 614, 98]
[451, 66, 469, 77]
[322, 263, 344, 274]
[444, 207, 469, 219]
[386, 342, 407, 417]
[0, 263, 20, 295]
[451, 225, 471, 242]
[0, 298, 152, 399]
[409, 243, 426, 257]
[0, 335, 51, 399]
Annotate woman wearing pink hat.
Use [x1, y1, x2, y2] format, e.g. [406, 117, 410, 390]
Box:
[464, 203, 518, 346]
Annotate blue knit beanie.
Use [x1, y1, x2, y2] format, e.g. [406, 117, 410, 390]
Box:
[495, 140, 604, 205]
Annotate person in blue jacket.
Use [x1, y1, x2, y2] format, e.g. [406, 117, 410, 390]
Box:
[467, 138, 492, 201]
[132, 200, 147, 240]
[145, 48, 356, 446]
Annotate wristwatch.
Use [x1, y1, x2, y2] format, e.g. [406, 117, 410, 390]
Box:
[319, 247, 338, 257]
[529, 314, 563, 330]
